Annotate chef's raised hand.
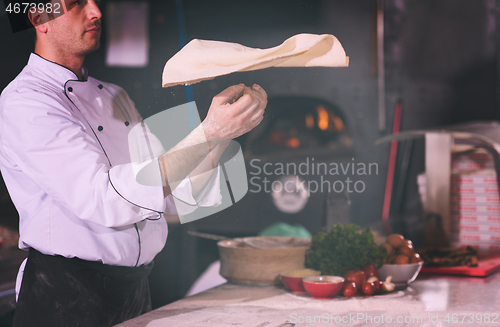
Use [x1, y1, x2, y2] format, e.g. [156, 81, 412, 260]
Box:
[158, 83, 266, 196]
[202, 83, 267, 141]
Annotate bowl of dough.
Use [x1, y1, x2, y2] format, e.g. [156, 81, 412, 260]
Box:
[218, 236, 311, 286]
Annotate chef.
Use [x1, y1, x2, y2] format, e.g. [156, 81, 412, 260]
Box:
[0, 0, 267, 326]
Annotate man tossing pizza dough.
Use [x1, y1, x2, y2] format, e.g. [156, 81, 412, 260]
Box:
[0, 0, 266, 326]
[0, 0, 348, 324]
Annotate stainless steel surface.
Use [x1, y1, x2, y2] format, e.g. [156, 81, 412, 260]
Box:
[116, 271, 500, 327]
[377, 123, 500, 245]
[375, 122, 500, 146]
[425, 133, 452, 243]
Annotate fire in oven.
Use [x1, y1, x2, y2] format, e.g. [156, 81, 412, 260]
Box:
[234, 96, 355, 235]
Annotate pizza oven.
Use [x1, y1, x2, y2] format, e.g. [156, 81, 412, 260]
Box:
[239, 96, 355, 234]
[243, 96, 353, 160]
[192, 96, 354, 237]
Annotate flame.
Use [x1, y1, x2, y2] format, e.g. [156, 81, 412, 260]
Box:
[331, 115, 345, 132]
[305, 113, 314, 129]
[286, 138, 300, 148]
[316, 105, 329, 130]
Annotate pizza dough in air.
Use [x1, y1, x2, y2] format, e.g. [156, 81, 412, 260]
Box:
[162, 33, 349, 88]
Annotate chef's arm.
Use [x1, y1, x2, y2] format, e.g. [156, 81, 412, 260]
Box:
[188, 139, 230, 197]
[159, 84, 267, 197]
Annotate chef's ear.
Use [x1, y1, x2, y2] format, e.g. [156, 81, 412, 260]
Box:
[27, 6, 51, 33]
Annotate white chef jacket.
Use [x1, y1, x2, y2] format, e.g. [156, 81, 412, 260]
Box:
[0, 53, 220, 273]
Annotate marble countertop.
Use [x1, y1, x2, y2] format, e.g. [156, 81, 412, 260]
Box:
[116, 272, 500, 327]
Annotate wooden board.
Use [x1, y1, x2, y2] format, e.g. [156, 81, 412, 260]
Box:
[420, 254, 500, 277]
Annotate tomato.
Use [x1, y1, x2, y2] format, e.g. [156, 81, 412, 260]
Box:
[342, 282, 357, 297]
[362, 282, 375, 296]
[398, 242, 414, 257]
[343, 270, 366, 289]
[411, 252, 422, 263]
[363, 263, 380, 280]
[387, 234, 405, 248]
[394, 254, 410, 264]
[373, 281, 383, 295]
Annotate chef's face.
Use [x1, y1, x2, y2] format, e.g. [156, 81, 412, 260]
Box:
[45, 0, 102, 57]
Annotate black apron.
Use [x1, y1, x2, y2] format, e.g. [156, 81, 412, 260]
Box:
[13, 248, 153, 327]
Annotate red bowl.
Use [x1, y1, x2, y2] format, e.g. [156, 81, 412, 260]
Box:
[280, 269, 321, 293]
[302, 276, 345, 299]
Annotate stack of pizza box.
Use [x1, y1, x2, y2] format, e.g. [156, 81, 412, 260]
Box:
[418, 149, 500, 253]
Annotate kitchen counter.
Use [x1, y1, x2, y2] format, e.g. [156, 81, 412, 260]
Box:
[116, 272, 500, 327]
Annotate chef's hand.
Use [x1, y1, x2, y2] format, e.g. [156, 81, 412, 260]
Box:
[202, 83, 267, 141]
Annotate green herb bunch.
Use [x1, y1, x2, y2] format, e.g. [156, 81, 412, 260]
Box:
[305, 224, 386, 276]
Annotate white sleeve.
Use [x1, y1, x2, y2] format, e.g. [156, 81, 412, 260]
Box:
[126, 114, 222, 216]
[171, 166, 222, 216]
[1, 89, 165, 228]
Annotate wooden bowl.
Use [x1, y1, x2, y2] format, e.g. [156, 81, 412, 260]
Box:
[218, 237, 311, 286]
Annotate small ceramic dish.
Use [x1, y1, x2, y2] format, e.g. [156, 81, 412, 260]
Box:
[280, 269, 321, 293]
[302, 275, 344, 299]
[378, 261, 423, 286]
